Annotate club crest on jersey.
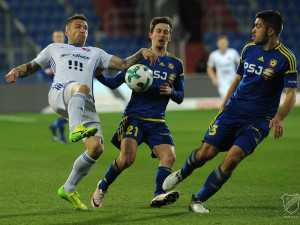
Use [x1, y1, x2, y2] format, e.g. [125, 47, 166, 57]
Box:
[168, 73, 176, 85]
[168, 63, 174, 70]
[82, 47, 90, 51]
[262, 68, 275, 80]
[269, 59, 277, 67]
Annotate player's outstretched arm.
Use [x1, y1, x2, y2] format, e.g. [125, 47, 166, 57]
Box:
[269, 87, 296, 139]
[95, 72, 125, 89]
[108, 48, 158, 72]
[5, 61, 42, 83]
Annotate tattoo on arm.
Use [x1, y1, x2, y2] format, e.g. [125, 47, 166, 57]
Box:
[123, 49, 143, 71]
[16, 61, 41, 78]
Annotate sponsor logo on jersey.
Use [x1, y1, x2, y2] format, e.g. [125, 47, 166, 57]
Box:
[262, 68, 275, 80]
[60, 53, 70, 59]
[269, 59, 277, 67]
[168, 63, 174, 70]
[82, 47, 90, 51]
[258, 56, 264, 62]
[159, 62, 165, 66]
[60, 53, 90, 60]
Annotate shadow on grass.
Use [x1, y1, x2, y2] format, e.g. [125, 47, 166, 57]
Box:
[215, 205, 281, 211]
[50, 211, 190, 225]
[0, 208, 76, 219]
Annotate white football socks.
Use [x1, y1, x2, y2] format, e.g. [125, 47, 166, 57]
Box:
[68, 93, 86, 132]
[64, 152, 96, 193]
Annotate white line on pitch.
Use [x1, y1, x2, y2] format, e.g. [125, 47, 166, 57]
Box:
[0, 115, 38, 123]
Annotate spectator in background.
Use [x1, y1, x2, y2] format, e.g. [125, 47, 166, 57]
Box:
[46, 30, 68, 144]
[206, 35, 240, 99]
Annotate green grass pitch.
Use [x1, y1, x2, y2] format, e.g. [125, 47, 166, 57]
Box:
[0, 108, 299, 224]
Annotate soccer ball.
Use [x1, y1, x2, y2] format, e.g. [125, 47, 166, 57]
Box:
[125, 64, 153, 92]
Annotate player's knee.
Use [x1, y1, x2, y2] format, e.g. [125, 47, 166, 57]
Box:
[221, 155, 243, 177]
[197, 145, 218, 162]
[160, 151, 176, 167]
[86, 138, 104, 159]
[77, 84, 90, 97]
[118, 155, 135, 170]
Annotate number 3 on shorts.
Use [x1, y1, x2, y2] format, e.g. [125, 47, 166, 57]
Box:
[208, 125, 218, 136]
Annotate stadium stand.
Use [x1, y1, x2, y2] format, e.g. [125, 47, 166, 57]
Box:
[203, 0, 300, 70]
[2, 0, 300, 78]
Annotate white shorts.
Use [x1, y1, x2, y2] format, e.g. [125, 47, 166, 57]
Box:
[48, 81, 103, 139]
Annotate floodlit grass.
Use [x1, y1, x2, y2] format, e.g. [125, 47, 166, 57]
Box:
[0, 108, 299, 224]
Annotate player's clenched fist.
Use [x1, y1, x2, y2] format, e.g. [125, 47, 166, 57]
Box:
[5, 68, 19, 83]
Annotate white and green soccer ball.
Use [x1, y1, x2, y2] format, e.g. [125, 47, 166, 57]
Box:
[125, 64, 153, 92]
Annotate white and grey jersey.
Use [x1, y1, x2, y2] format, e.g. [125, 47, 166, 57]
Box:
[207, 48, 240, 84]
[34, 43, 113, 96]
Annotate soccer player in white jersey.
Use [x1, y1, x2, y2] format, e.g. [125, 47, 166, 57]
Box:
[207, 36, 240, 99]
[5, 14, 158, 210]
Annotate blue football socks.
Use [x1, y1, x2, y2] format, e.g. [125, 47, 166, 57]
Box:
[181, 149, 204, 179]
[57, 118, 67, 141]
[154, 166, 172, 197]
[195, 165, 228, 202]
[99, 160, 122, 192]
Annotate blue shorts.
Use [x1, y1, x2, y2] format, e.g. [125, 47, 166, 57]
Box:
[111, 116, 174, 158]
[204, 106, 270, 156]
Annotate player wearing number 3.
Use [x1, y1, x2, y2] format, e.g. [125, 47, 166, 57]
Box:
[92, 17, 184, 208]
[163, 10, 297, 213]
[5, 14, 158, 210]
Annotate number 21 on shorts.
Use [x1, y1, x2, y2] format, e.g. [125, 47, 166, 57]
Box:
[126, 125, 138, 137]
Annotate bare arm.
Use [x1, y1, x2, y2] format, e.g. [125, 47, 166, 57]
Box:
[5, 61, 42, 83]
[219, 74, 242, 110]
[206, 66, 218, 86]
[269, 87, 297, 139]
[108, 48, 158, 72]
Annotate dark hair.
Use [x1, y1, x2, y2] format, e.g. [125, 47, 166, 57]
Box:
[217, 35, 228, 42]
[256, 10, 282, 36]
[149, 16, 172, 34]
[66, 14, 88, 27]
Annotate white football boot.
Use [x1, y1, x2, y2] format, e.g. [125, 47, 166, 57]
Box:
[189, 195, 209, 213]
[162, 170, 183, 191]
[91, 181, 107, 208]
[150, 190, 180, 207]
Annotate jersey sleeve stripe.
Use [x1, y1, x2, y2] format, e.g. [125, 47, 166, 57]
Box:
[286, 70, 297, 74]
[167, 51, 185, 76]
[167, 52, 183, 64]
[277, 45, 297, 71]
[240, 42, 255, 63]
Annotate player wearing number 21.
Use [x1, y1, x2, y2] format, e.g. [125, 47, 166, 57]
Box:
[5, 14, 158, 210]
[92, 17, 184, 208]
